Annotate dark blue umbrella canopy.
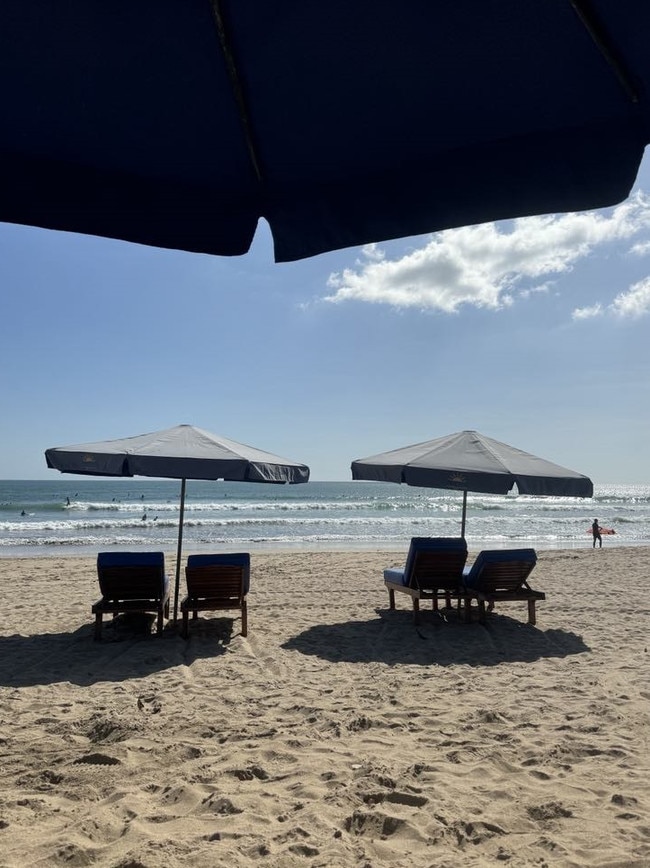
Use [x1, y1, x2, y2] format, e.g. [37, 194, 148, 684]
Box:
[2, 1, 650, 262]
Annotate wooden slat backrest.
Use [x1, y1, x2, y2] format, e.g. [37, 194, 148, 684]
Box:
[185, 564, 245, 601]
[476, 559, 535, 592]
[410, 550, 467, 591]
[98, 565, 165, 601]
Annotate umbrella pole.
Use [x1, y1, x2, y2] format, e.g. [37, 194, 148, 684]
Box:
[461, 490, 467, 538]
[173, 478, 187, 623]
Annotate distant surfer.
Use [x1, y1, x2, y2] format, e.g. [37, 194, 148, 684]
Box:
[66, 497, 70, 506]
[142, 512, 147, 521]
[592, 518, 602, 549]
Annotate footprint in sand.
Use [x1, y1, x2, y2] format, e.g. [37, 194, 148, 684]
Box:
[361, 791, 428, 808]
[345, 810, 406, 838]
[611, 793, 638, 807]
[86, 716, 136, 744]
[450, 820, 506, 846]
[288, 843, 320, 857]
[528, 769, 552, 780]
[230, 765, 269, 781]
[527, 801, 573, 821]
[137, 695, 162, 714]
[200, 794, 243, 815]
[40, 769, 64, 784]
[72, 753, 121, 766]
[347, 715, 372, 732]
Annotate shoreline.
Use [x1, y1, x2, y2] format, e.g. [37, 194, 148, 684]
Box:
[0, 535, 640, 559]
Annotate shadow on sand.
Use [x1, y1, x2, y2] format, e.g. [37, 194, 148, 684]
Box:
[0, 613, 237, 688]
[282, 606, 591, 667]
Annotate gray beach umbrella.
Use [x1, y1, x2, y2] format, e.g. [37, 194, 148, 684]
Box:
[45, 424, 309, 620]
[351, 430, 593, 537]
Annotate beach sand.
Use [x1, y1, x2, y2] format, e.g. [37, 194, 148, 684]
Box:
[0, 547, 649, 867]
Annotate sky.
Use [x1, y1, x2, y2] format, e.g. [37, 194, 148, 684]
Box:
[2, 153, 650, 484]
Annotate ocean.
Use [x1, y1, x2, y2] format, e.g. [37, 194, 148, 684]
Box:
[1, 479, 648, 557]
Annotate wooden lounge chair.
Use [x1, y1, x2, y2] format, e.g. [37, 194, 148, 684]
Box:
[383, 537, 469, 623]
[93, 551, 170, 640]
[181, 553, 250, 639]
[462, 548, 544, 625]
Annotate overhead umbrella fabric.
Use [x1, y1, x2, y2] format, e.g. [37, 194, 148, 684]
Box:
[351, 430, 593, 537]
[2, 1, 650, 263]
[45, 425, 309, 619]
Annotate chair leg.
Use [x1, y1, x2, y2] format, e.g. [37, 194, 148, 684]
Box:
[241, 601, 248, 637]
[477, 600, 486, 624]
[412, 598, 420, 624]
[182, 610, 189, 640]
[157, 607, 164, 636]
[388, 588, 395, 609]
[94, 611, 103, 641]
[527, 599, 537, 625]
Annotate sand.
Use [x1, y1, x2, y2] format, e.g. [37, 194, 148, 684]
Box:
[0, 546, 649, 867]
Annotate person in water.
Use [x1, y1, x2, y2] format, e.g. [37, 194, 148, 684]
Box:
[592, 518, 602, 548]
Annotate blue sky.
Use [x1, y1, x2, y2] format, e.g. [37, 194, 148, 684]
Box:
[2, 152, 649, 483]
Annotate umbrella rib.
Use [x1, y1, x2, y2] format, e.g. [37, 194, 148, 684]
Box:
[208, 0, 264, 182]
[569, 0, 639, 103]
[467, 435, 512, 478]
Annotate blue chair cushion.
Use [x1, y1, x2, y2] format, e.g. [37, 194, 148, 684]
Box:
[384, 567, 408, 585]
[97, 551, 164, 568]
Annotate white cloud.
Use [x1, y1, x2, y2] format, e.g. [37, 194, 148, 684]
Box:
[611, 277, 650, 318]
[519, 282, 552, 299]
[359, 243, 385, 262]
[572, 276, 650, 321]
[572, 304, 603, 320]
[630, 239, 650, 256]
[325, 192, 650, 313]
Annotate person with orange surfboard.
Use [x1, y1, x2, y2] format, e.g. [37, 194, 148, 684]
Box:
[592, 518, 603, 548]
[586, 520, 615, 542]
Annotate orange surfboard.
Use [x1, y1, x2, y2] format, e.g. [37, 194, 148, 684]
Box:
[586, 527, 615, 535]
